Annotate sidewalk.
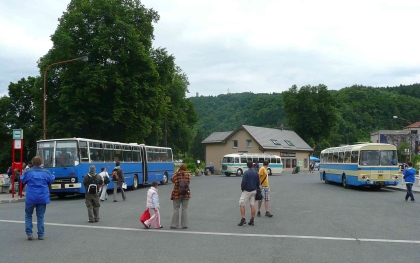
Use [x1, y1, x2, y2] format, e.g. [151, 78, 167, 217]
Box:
[0, 192, 25, 204]
[385, 176, 420, 193]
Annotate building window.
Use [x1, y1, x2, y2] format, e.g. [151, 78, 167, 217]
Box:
[246, 140, 252, 148]
[284, 140, 295, 146]
[233, 140, 238, 148]
[270, 139, 281, 145]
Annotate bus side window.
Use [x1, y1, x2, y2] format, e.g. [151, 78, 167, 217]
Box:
[344, 151, 351, 163]
[241, 157, 247, 163]
[351, 151, 359, 163]
[235, 157, 239, 163]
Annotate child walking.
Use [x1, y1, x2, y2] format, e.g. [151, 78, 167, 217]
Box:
[143, 181, 163, 229]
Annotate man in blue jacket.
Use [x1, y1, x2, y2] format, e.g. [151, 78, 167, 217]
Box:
[403, 161, 416, 202]
[21, 156, 55, 240]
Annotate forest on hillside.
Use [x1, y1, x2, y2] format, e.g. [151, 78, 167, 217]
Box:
[190, 84, 420, 156]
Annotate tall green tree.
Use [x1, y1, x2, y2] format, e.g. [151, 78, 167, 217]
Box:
[190, 129, 205, 161]
[281, 84, 338, 146]
[35, 0, 195, 148]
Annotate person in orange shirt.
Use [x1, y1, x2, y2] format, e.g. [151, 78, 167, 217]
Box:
[257, 160, 273, 217]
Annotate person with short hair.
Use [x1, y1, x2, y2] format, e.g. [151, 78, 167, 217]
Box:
[403, 161, 416, 202]
[170, 163, 191, 229]
[257, 160, 273, 217]
[112, 160, 126, 202]
[238, 161, 260, 226]
[21, 156, 55, 240]
[142, 181, 162, 229]
[83, 166, 103, 222]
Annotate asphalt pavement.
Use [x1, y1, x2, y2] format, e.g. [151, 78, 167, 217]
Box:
[1, 173, 420, 204]
[2, 171, 420, 262]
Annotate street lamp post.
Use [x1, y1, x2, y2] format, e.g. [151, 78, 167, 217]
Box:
[393, 115, 412, 161]
[43, 56, 88, 139]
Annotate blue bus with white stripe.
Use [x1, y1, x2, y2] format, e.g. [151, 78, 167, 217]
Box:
[221, 153, 283, 176]
[36, 138, 173, 198]
[319, 143, 399, 189]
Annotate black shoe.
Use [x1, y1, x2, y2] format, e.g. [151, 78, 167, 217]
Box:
[182, 226, 188, 229]
[257, 211, 261, 217]
[142, 222, 149, 229]
[265, 211, 273, 217]
[88, 220, 95, 223]
[248, 219, 254, 226]
[94, 219, 99, 222]
[238, 218, 246, 226]
[113, 200, 117, 202]
[170, 226, 177, 229]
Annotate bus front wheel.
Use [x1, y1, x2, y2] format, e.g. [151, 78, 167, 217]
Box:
[323, 173, 328, 184]
[267, 168, 272, 176]
[56, 193, 66, 199]
[236, 169, 243, 176]
[132, 175, 139, 190]
[225, 173, 231, 177]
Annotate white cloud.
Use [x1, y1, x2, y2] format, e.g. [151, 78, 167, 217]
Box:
[1, 0, 420, 98]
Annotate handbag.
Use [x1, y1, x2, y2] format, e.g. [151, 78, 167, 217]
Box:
[255, 189, 263, 201]
[140, 209, 151, 223]
[122, 182, 127, 189]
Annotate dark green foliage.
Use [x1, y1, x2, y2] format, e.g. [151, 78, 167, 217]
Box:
[282, 84, 338, 146]
[191, 92, 285, 138]
[190, 129, 205, 160]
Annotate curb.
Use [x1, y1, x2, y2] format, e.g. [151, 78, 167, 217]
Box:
[385, 186, 420, 193]
[0, 198, 25, 204]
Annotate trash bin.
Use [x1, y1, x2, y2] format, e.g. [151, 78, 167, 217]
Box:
[297, 166, 300, 173]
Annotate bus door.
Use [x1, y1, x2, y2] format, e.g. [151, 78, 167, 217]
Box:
[141, 146, 148, 184]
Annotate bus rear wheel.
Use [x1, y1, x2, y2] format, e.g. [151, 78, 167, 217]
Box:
[160, 173, 168, 185]
[342, 175, 349, 189]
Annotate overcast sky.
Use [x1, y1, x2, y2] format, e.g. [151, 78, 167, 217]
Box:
[1, 0, 420, 98]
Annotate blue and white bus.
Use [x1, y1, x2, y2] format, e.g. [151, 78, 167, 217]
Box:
[319, 143, 399, 189]
[221, 153, 283, 176]
[36, 138, 173, 198]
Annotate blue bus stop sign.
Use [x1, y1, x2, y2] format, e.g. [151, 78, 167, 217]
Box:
[12, 129, 23, 139]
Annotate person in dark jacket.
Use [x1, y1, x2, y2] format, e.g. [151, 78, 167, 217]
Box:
[238, 161, 260, 226]
[20, 156, 55, 240]
[83, 166, 103, 222]
[403, 161, 416, 202]
[112, 160, 126, 202]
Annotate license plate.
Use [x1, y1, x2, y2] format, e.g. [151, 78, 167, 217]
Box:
[51, 185, 61, 189]
[378, 175, 383, 179]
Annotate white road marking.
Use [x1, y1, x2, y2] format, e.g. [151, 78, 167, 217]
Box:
[1, 219, 419, 244]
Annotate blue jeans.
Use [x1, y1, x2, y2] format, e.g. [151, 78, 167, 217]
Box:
[405, 183, 415, 201]
[25, 203, 47, 237]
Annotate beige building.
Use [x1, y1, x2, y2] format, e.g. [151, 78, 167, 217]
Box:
[202, 125, 313, 173]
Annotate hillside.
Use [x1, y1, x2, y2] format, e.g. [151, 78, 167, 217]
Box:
[189, 84, 420, 147]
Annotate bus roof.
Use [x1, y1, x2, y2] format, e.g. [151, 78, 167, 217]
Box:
[320, 143, 396, 154]
[37, 138, 171, 150]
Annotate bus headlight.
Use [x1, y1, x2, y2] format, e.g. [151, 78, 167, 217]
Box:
[71, 178, 76, 183]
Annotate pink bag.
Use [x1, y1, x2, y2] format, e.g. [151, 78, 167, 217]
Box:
[140, 209, 151, 223]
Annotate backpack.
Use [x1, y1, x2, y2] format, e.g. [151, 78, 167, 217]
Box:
[103, 174, 110, 185]
[86, 173, 99, 194]
[178, 172, 189, 195]
[112, 169, 120, 181]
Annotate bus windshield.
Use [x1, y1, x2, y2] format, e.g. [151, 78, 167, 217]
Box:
[223, 157, 234, 163]
[37, 140, 79, 168]
[359, 150, 397, 166]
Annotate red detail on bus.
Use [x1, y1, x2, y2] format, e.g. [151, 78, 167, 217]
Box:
[69, 172, 74, 176]
[362, 175, 366, 179]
